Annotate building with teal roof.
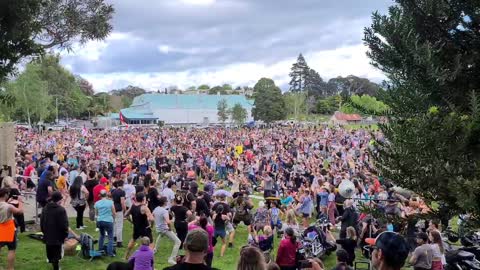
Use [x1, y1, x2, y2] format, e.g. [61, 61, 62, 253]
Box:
[118, 94, 253, 125]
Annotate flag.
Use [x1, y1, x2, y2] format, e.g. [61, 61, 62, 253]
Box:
[81, 126, 88, 137]
[119, 111, 128, 127]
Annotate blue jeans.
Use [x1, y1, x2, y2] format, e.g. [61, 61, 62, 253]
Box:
[97, 221, 114, 256]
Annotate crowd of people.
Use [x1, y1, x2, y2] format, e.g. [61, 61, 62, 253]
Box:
[0, 125, 448, 270]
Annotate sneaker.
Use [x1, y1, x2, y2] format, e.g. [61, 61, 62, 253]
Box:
[168, 259, 177, 265]
[228, 243, 233, 248]
[95, 228, 99, 232]
[77, 227, 84, 230]
[81, 226, 87, 229]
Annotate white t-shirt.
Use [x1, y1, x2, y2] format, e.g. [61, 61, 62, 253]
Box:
[162, 188, 175, 208]
[124, 184, 136, 208]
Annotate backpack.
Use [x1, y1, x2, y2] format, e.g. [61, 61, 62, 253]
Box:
[80, 233, 102, 260]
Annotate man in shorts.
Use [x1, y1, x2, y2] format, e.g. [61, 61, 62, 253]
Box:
[124, 192, 154, 260]
[0, 188, 24, 270]
[229, 193, 253, 248]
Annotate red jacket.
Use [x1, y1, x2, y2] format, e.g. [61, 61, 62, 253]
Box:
[276, 236, 298, 267]
[93, 184, 106, 203]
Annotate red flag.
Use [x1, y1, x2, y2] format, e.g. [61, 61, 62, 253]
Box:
[119, 111, 129, 127]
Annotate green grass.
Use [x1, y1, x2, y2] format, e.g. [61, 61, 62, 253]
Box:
[4, 217, 339, 270]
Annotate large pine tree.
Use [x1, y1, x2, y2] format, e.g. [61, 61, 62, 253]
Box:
[365, 0, 480, 221]
[252, 78, 286, 122]
[289, 53, 310, 92]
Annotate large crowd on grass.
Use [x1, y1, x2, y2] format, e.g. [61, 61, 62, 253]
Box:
[0, 125, 449, 270]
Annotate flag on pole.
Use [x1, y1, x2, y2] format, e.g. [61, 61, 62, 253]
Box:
[119, 111, 129, 127]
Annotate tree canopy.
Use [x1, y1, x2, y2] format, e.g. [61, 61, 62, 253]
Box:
[0, 0, 114, 83]
[252, 78, 286, 122]
[217, 98, 229, 124]
[365, 0, 480, 220]
[230, 103, 248, 125]
[289, 53, 310, 92]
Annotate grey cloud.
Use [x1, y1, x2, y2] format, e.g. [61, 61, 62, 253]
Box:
[64, 0, 392, 75]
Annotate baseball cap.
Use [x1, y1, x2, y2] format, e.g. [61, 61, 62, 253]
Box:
[365, 231, 409, 268]
[51, 191, 63, 203]
[100, 189, 108, 197]
[184, 229, 208, 253]
[100, 177, 108, 184]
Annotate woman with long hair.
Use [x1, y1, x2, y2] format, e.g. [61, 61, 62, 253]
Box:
[276, 227, 298, 270]
[237, 246, 267, 270]
[69, 176, 89, 229]
[171, 195, 191, 249]
[429, 230, 445, 270]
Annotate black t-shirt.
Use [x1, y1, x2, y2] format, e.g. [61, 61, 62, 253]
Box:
[84, 179, 98, 202]
[148, 188, 161, 212]
[36, 179, 51, 203]
[212, 202, 230, 214]
[111, 188, 126, 212]
[170, 205, 188, 223]
[163, 262, 210, 270]
[195, 198, 210, 217]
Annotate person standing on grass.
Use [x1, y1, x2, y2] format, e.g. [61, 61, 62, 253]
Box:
[40, 191, 68, 270]
[69, 176, 89, 229]
[0, 188, 24, 270]
[111, 180, 126, 248]
[84, 170, 98, 221]
[153, 196, 181, 265]
[95, 189, 116, 257]
[124, 192, 154, 261]
[409, 232, 432, 270]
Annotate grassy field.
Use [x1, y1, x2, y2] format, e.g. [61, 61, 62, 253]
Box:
[4, 217, 340, 270]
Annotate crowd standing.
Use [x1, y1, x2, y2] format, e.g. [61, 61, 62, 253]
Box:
[0, 125, 444, 270]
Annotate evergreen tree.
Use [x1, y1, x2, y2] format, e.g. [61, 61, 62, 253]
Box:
[289, 53, 310, 92]
[364, 0, 480, 220]
[230, 103, 248, 125]
[252, 78, 286, 122]
[304, 68, 325, 97]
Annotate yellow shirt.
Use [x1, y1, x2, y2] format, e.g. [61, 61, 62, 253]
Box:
[235, 145, 243, 155]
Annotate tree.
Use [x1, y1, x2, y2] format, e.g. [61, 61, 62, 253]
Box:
[289, 53, 310, 92]
[35, 55, 89, 119]
[209, 86, 226, 95]
[186, 86, 196, 91]
[4, 62, 52, 124]
[252, 78, 286, 122]
[76, 76, 94, 96]
[217, 98, 229, 124]
[222, 84, 233, 91]
[198, 84, 210, 90]
[327, 75, 380, 96]
[283, 92, 306, 120]
[0, 0, 114, 83]
[315, 95, 342, 114]
[230, 103, 247, 125]
[364, 0, 480, 221]
[304, 69, 325, 96]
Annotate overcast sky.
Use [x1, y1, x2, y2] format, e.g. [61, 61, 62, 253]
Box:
[60, 0, 392, 92]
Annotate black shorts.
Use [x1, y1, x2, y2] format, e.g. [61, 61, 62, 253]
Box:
[133, 227, 153, 243]
[46, 244, 63, 263]
[0, 232, 17, 250]
[233, 215, 252, 226]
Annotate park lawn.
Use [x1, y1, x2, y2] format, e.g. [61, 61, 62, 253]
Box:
[6, 216, 340, 270]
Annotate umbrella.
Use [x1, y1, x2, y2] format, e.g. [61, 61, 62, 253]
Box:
[213, 190, 232, 197]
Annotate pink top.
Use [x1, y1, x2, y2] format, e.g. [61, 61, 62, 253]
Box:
[188, 224, 214, 254]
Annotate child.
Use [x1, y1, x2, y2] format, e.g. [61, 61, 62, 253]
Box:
[269, 201, 283, 232]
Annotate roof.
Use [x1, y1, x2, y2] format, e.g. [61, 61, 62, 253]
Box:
[333, 111, 362, 121]
[119, 94, 253, 120]
[131, 94, 253, 110]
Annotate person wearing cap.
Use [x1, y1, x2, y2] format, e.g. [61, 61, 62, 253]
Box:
[163, 228, 211, 270]
[40, 191, 68, 270]
[94, 189, 115, 257]
[93, 176, 108, 203]
[366, 231, 409, 270]
[409, 232, 433, 270]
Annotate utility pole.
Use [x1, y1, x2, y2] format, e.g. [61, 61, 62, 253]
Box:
[22, 82, 31, 127]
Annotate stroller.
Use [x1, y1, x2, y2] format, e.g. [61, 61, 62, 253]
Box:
[300, 226, 326, 259]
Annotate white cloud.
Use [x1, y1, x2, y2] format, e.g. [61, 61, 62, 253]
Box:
[81, 44, 385, 92]
[178, 0, 216, 5]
